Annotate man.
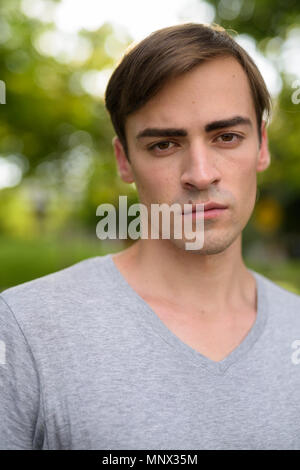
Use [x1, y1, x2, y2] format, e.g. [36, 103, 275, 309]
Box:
[1, 23, 300, 450]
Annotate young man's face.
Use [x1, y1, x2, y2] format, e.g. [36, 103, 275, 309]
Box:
[113, 56, 270, 254]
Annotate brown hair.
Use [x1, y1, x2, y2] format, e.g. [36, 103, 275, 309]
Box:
[105, 23, 271, 160]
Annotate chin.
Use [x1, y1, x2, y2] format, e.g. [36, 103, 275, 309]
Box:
[170, 229, 240, 254]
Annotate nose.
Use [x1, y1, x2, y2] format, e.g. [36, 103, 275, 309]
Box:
[180, 140, 221, 191]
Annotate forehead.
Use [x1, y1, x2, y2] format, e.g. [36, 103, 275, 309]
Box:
[125, 56, 257, 137]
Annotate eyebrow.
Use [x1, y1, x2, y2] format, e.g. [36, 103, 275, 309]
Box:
[204, 116, 252, 132]
[135, 115, 252, 140]
[136, 128, 187, 139]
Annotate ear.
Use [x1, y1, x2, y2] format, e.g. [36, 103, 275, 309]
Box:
[256, 121, 271, 173]
[112, 136, 135, 183]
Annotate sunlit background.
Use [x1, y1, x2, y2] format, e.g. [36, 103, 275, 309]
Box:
[0, 0, 300, 292]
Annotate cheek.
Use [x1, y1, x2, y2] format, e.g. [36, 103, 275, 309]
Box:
[233, 160, 258, 217]
[222, 146, 258, 216]
[226, 142, 259, 184]
[134, 164, 175, 202]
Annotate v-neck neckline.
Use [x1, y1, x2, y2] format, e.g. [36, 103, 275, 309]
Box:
[101, 253, 269, 376]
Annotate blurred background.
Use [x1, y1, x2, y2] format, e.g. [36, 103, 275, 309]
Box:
[0, 0, 299, 293]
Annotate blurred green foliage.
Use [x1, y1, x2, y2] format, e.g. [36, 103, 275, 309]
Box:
[209, 0, 300, 41]
[0, 234, 126, 291]
[0, 0, 138, 239]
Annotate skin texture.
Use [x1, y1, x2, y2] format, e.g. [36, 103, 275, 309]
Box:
[111, 56, 271, 361]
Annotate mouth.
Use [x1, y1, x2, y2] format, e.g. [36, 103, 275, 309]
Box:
[181, 202, 228, 215]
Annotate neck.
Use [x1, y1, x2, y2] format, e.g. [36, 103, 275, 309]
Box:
[115, 235, 256, 317]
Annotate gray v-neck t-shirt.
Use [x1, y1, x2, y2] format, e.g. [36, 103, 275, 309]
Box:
[0, 253, 300, 450]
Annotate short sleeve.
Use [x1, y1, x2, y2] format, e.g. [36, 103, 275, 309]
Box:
[0, 295, 45, 449]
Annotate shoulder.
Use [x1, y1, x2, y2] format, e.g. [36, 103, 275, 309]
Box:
[0, 254, 114, 330]
[2, 254, 110, 294]
[250, 268, 300, 314]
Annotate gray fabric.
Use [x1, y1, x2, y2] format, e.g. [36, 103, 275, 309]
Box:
[0, 253, 300, 450]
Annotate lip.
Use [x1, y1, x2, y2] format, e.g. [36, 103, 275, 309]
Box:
[201, 208, 227, 219]
[181, 201, 228, 215]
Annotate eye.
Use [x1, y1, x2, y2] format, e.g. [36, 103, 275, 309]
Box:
[215, 133, 244, 144]
[148, 141, 177, 152]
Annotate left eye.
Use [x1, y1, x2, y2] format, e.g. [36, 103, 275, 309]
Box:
[216, 133, 242, 143]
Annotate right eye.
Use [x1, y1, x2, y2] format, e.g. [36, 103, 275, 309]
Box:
[148, 141, 177, 152]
